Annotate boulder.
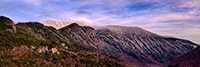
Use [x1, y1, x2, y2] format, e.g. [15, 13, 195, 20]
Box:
[31, 46, 36, 49]
[51, 48, 60, 54]
[36, 46, 48, 53]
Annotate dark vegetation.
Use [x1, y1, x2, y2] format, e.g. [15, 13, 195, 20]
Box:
[0, 16, 16, 32]
[0, 50, 125, 67]
[0, 16, 130, 67]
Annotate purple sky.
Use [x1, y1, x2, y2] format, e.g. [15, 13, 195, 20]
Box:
[0, 0, 200, 44]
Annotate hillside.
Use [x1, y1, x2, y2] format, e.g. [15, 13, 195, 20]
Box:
[58, 23, 119, 54]
[58, 23, 198, 67]
[16, 22, 69, 44]
[1, 16, 198, 67]
[0, 16, 131, 67]
[167, 46, 200, 67]
[95, 26, 198, 66]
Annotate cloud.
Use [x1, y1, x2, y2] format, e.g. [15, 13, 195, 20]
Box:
[22, 0, 41, 6]
[75, 10, 92, 15]
[38, 11, 51, 18]
[179, 0, 200, 8]
[0, 0, 200, 44]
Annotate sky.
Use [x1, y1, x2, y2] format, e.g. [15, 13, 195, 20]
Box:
[0, 0, 200, 44]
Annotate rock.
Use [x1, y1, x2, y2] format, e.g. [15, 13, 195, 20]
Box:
[61, 43, 65, 47]
[60, 43, 68, 49]
[11, 45, 30, 54]
[64, 46, 68, 49]
[51, 48, 60, 54]
[12, 47, 17, 51]
[31, 46, 36, 49]
[36, 46, 48, 53]
[20, 45, 29, 50]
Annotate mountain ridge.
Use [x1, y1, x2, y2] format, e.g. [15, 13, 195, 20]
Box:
[95, 25, 198, 66]
[0, 16, 132, 67]
[57, 22, 198, 67]
[40, 19, 93, 29]
[1, 17, 198, 67]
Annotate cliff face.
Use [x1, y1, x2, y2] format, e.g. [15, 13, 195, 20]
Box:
[168, 46, 200, 67]
[96, 26, 197, 66]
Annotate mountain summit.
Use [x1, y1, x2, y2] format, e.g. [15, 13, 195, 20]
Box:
[41, 19, 93, 29]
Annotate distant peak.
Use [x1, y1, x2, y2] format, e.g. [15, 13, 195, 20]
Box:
[49, 19, 59, 21]
[40, 19, 94, 29]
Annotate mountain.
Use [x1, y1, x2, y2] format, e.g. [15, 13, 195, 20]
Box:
[58, 23, 120, 54]
[0, 16, 131, 67]
[40, 17, 200, 67]
[167, 46, 200, 67]
[58, 23, 198, 67]
[95, 26, 198, 66]
[41, 19, 93, 29]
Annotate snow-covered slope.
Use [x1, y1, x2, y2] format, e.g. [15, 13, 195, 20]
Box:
[40, 19, 93, 29]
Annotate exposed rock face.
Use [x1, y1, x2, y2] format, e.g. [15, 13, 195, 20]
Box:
[11, 45, 34, 55]
[51, 48, 60, 54]
[41, 19, 93, 29]
[31, 46, 36, 49]
[0, 16, 16, 33]
[95, 26, 198, 66]
[60, 43, 68, 49]
[36, 46, 48, 53]
[12, 45, 29, 52]
[168, 46, 200, 67]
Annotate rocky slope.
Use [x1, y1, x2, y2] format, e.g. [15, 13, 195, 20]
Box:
[57, 23, 198, 67]
[95, 26, 198, 66]
[58, 23, 120, 54]
[167, 46, 200, 67]
[0, 16, 131, 67]
[41, 19, 93, 29]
